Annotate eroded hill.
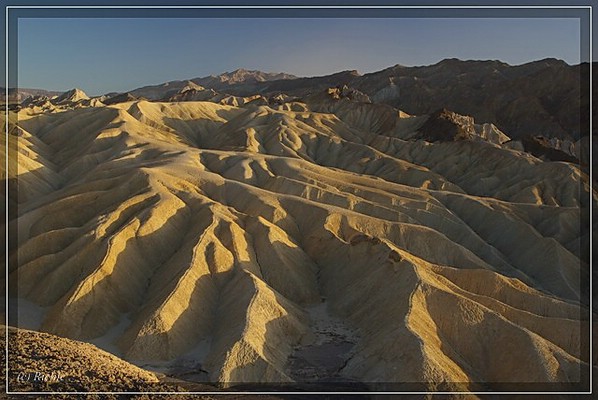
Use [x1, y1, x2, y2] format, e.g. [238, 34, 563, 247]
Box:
[6, 88, 595, 393]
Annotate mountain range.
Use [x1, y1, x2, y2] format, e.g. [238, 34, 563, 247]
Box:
[123, 58, 592, 142]
[10, 58, 594, 142]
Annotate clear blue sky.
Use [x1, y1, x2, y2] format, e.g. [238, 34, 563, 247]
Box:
[17, 17, 581, 96]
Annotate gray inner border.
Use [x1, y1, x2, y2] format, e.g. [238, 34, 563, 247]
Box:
[3, 4, 593, 396]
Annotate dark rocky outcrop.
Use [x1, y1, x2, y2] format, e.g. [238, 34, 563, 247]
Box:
[521, 136, 579, 163]
[417, 108, 477, 142]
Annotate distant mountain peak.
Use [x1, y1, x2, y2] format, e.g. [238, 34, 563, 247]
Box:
[187, 69, 297, 92]
[525, 57, 568, 67]
[53, 88, 89, 104]
[335, 69, 360, 77]
[434, 58, 510, 67]
[216, 69, 297, 84]
[229, 68, 250, 74]
[319, 69, 361, 79]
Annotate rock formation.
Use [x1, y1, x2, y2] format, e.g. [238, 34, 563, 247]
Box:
[5, 63, 594, 393]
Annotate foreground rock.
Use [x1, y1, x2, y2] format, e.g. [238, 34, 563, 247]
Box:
[3, 326, 289, 398]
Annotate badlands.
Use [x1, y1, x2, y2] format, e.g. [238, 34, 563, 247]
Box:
[3, 61, 595, 394]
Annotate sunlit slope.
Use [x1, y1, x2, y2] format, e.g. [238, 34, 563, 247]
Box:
[10, 100, 592, 389]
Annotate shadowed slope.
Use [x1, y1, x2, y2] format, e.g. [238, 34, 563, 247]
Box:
[9, 98, 593, 391]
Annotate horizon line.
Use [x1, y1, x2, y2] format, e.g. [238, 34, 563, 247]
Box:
[8, 56, 587, 96]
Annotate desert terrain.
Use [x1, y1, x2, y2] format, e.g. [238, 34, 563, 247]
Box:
[2, 59, 595, 395]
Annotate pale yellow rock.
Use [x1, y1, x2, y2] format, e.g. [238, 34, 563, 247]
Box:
[7, 98, 593, 390]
